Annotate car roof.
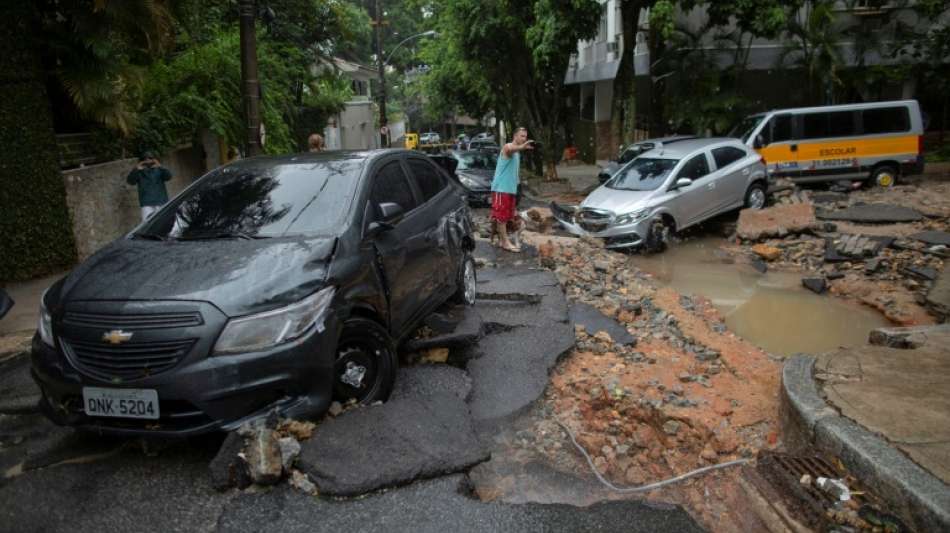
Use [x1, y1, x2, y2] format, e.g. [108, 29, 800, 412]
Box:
[226, 149, 414, 167]
[633, 135, 696, 146]
[639, 137, 744, 159]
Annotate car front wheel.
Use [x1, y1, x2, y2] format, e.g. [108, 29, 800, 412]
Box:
[744, 183, 767, 210]
[333, 318, 397, 405]
[644, 218, 671, 254]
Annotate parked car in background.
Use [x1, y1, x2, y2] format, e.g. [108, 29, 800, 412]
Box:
[32, 150, 476, 436]
[473, 132, 495, 143]
[444, 149, 498, 206]
[553, 138, 768, 252]
[420, 132, 442, 145]
[468, 140, 499, 152]
[598, 135, 696, 183]
[730, 99, 924, 187]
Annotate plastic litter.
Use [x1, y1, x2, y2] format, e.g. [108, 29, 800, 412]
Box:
[816, 476, 852, 501]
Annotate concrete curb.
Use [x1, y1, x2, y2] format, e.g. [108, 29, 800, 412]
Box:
[781, 355, 950, 532]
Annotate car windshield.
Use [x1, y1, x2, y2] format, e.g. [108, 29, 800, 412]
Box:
[453, 151, 497, 170]
[137, 158, 364, 240]
[728, 114, 765, 143]
[606, 158, 678, 191]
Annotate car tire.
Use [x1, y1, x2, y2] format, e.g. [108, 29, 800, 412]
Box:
[451, 253, 477, 306]
[871, 165, 898, 188]
[744, 182, 767, 210]
[644, 218, 670, 254]
[333, 318, 397, 405]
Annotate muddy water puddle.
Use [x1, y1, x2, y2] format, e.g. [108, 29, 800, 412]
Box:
[632, 238, 888, 356]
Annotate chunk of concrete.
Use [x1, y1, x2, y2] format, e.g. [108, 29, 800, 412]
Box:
[737, 203, 818, 241]
[246, 428, 283, 486]
[908, 231, 950, 247]
[802, 277, 827, 294]
[869, 325, 950, 350]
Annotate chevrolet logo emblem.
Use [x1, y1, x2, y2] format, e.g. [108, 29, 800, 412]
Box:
[102, 330, 133, 345]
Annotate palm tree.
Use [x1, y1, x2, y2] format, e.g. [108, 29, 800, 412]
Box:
[779, 1, 845, 104]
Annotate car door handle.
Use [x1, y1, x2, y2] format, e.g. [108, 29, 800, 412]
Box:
[707, 183, 716, 189]
[742, 168, 750, 176]
[790, 144, 798, 152]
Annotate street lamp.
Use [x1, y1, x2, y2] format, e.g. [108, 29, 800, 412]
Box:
[376, 26, 438, 148]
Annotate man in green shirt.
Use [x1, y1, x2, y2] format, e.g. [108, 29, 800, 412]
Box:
[126, 151, 173, 221]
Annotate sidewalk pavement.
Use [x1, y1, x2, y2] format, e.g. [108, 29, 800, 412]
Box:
[0, 272, 64, 336]
[781, 324, 950, 532]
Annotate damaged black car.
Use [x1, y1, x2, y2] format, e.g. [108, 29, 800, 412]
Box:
[32, 150, 476, 436]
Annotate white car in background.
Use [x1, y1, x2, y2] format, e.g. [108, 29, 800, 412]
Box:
[552, 138, 769, 252]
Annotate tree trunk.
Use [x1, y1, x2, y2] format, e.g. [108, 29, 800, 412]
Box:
[611, 1, 645, 151]
[647, 22, 667, 137]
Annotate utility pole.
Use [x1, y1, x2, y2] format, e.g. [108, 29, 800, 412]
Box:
[239, 0, 262, 156]
[373, 0, 388, 148]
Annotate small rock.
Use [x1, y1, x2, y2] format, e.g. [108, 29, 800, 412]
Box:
[752, 244, 783, 262]
[802, 277, 827, 294]
[864, 258, 882, 274]
[278, 437, 301, 471]
[701, 444, 717, 462]
[662, 420, 681, 435]
[594, 261, 610, 273]
[593, 331, 613, 344]
[678, 373, 692, 383]
[328, 401, 344, 417]
[826, 271, 845, 280]
[750, 258, 768, 274]
[290, 469, 318, 495]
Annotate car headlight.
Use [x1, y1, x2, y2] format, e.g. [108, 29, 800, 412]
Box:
[613, 209, 650, 226]
[458, 175, 480, 188]
[38, 290, 54, 347]
[213, 286, 335, 355]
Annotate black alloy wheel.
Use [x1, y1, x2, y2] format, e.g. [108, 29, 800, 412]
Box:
[333, 318, 397, 404]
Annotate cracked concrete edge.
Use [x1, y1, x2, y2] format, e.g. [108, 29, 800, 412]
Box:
[781, 355, 950, 532]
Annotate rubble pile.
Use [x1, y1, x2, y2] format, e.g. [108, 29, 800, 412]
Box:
[731, 180, 950, 324]
[535, 236, 780, 486]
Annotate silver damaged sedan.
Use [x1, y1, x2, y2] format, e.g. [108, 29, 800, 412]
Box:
[552, 138, 769, 252]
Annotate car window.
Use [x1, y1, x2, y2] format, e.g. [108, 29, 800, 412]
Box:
[139, 159, 364, 239]
[770, 114, 793, 143]
[803, 112, 830, 139]
[607, 158, 678, 191]
[407, 158, 447, 202]
[862, 107, 910, 134]
[712, 146, 747, 169]
[371, 160, 418, 216]
[677, 153, 711, 181]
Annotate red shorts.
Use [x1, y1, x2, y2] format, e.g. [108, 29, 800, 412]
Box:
[490, 192, 517, 223]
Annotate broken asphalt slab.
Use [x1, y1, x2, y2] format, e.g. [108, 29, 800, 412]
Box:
[909, 230, 950, 247]
[390, 364, 473, 403]
[297, 392, 489, 496]
[926, 267, 950, 318]
[403, 305, 484, 353]
[816, 203, 924, 223]
[736, 203, 817, 240]
[781, 355, 950, 533]
[568, 302, 636, 345]
[216, 474, 703, 533]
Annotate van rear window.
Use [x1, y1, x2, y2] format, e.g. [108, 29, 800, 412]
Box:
[862, 107, 910, 134]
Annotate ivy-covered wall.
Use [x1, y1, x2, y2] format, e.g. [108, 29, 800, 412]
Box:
[0, 5, 78, 280]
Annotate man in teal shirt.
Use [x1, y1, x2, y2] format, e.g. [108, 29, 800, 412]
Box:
[490, 127, 534, 252]
[126, 151, 173, 221]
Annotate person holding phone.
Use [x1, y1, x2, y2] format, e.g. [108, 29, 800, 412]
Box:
[490, 127, 534, 252]
[126, 151, 173, 221]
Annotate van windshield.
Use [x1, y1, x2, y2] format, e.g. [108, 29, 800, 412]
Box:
[728, 114, 765, 143]
[607, 158, 678, 191]
[137, 158, 364, 240]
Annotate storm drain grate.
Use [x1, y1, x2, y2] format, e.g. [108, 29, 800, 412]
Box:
[756, 452, 857, 525]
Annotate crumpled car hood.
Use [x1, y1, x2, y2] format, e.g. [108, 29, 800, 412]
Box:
[57, 236, 336, 317]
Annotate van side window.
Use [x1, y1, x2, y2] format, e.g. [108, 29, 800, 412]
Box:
[803, 112, 830, 139]
[771, 114, 793, 143]
[677, 153, 710, 181]
[712, 147, 747, 169]
[827, 111, 857, 137]
[862, 107, 910, 134]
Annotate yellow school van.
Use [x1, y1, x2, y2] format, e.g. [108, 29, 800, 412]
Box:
[393, 133, 419, 150]
[730, 100, 924, 187]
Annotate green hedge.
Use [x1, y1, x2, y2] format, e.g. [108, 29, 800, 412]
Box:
[0, 6, 77, 281]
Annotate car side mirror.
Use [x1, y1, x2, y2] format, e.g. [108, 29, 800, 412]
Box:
[0, 289, 13, 320]
[379, 202, 404, 222]
[674, 178, 693, 189]
[753, 135, 765, 149]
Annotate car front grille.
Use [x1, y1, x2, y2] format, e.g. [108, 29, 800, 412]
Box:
[577, 208, 613, 233]
[63, 338, 196, 381]
[62, 311, 203, 329]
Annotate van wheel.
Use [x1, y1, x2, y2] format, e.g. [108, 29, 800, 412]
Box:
[451, 253, 477, 305]
[333, 318, 397, 405]
[744, 183, 767, 210]
[644, 218, 671, 254]
[871, 166, 898, 188]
